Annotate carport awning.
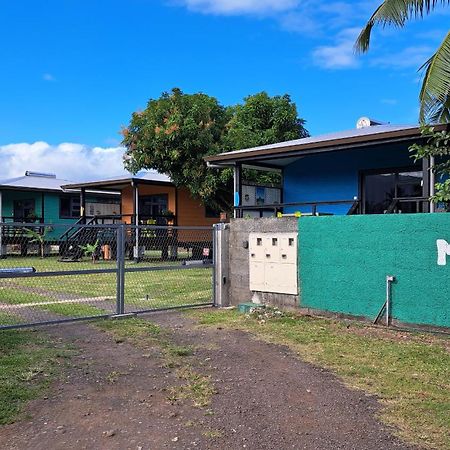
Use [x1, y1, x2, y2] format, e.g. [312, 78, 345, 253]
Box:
[62, 172, 173, 192]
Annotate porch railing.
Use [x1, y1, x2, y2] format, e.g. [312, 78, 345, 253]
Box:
[58, 214, 177, 242]
[234, 199, 361, 218]
[385, 197, 431, 214]
[1, 216, 44, 224]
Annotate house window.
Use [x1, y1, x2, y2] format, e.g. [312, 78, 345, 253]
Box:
[60, 196, 81, 218]
[13, 199, 37, 222]
[139, 195, 169, 218]
[361, 168, 423, 214]
[205, 204, 221, 218]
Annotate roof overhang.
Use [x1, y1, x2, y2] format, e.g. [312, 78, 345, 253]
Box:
[205, 124, 450, 168]
[62, 177, 173, 192]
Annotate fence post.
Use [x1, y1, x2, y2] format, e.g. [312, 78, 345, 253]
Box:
[116, 224, 126, 315]
[213, 223, 230, 307]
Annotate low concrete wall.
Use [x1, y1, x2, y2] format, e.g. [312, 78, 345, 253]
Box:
[228, 217, 299, 308]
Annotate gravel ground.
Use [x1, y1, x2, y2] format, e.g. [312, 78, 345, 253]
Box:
[0, 311, 419, 450]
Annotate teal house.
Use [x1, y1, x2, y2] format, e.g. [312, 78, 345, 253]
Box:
[0, 171, 120, 229]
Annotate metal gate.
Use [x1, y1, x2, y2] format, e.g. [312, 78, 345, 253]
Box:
[0, 222, 216, 330]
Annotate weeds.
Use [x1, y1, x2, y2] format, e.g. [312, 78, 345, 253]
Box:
[189, 308, 450, 450]
[0, 320, 71, 424]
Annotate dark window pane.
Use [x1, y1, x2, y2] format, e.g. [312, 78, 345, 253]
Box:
[364, 173, 395, 214]
[363, 169, 424, 214]
[60, 196, 81, 218]
[205, 204, 220, 218]
[60, 197, 71, 217]
[139, 195, 169, 217]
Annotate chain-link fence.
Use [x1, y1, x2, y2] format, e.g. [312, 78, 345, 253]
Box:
[0, 222, 216, 329]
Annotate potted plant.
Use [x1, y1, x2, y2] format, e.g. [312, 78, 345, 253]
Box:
[79, 239, 100, 263]
[24, 227, 51, 258]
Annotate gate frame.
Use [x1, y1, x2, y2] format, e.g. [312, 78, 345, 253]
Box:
[0, 222, 218, 330]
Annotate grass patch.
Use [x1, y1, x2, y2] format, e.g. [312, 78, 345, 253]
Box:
[202, 429, 223, 439]
[95, 316, 215, 408]
[188, 308, 450, 450]
[96, 316, 162, 343]
[0, 316, 72, 424]
[169, 367, 215, 408]
[167, 344, 194, 357]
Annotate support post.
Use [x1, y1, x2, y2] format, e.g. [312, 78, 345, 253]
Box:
[41, 192, 45, 222]
[132, 182, 141, 260]
[213, 223, 230, 307]
[116, 224, 126, 315]
[422, 157, 430, 213]
[233, 163, 242, 219]
[80, 188, 86, 223]
[430, 156, 435, 213]
[0, 191, 4, 258]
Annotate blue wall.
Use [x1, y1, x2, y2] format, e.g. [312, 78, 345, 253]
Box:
[283, 143, 420, 215]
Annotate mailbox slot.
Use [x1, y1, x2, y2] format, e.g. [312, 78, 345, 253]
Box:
[249, 232, 297, 295]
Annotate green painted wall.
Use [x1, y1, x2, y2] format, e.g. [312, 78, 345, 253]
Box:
[1, 190, 43, 219]
[1, 190, 76, 239]
[298, 214, 450, 328]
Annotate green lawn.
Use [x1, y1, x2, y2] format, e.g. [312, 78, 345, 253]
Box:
[0, 256, 212, 324]
[0, 313, 72, 424]
[188, 308, 450, 450]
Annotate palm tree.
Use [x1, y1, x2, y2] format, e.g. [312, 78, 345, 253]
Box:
[355, 1, 450, 124]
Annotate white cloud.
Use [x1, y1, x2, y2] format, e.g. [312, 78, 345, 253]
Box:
[312, 28, 361, 69]
[42, 73, 56, 82]
[0, 142, 130, 182]
[178, 0, 299, 15]
[370, 46, 433, 69]
[380, 98, 398, 105]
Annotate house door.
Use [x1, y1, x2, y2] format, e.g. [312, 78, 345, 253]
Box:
[13, 199, 36, 222]
[362, 169, 423, 214]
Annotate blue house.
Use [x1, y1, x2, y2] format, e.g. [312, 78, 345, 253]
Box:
[206, 120, 448, 216]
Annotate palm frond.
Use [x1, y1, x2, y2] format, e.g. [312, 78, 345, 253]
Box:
[355, 0, 450, 53]
[419, 31, 450, 123]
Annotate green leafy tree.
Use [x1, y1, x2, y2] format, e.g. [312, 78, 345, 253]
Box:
[222, 92, 307, 150]
[355, 1, 450, 123]
[122, 88, 308, 211]
[223, 92, 308, 187]
[410, 125, 450, 202]
[123, 88, 231, 211]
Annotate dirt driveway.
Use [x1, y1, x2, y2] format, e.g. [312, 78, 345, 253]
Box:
[0, 311, 418, 450]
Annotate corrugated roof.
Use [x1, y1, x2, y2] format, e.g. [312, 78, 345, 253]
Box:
[62, 171, 172, 190]
[205, 123, 443, 164]
[79, 171, 171, 184]
[220, 124, 416, 157]
[0, 173, 73, 191]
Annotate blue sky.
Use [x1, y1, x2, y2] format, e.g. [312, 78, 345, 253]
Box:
[0, 0, 448, 180]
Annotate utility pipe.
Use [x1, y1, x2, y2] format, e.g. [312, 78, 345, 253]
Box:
[386, 275, 395, 326]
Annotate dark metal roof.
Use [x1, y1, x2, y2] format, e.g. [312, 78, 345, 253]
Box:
[62, 171, 172, 190]
[206, 123, 450, 165]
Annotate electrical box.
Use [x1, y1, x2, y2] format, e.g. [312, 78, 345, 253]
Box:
[249, 232, 298, 295]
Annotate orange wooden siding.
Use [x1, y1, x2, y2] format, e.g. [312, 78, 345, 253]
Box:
[120, 184, 218, 227]
[121, 184, 176, 223]
[176, 188, 218, 227]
